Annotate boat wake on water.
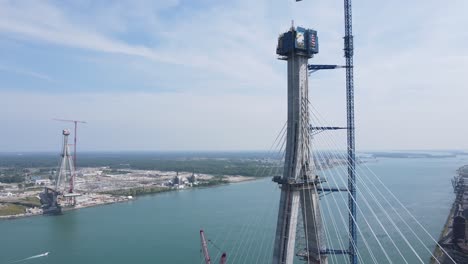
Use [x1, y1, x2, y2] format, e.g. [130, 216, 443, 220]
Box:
[8, 252, 49, 263]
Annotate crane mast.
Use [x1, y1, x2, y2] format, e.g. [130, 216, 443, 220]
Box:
[53, 118, 87, 193]
[294, 0, 357, 263]
[200, 230, 227, 264]
[343, 1, 357, 263]
[200, 230, 212, 264]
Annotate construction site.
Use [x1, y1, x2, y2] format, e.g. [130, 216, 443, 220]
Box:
[432, 165, 468, 263]
[0, 165, 253, 219]
[1, 0, 467, 263]
[0, 128, 253, 219]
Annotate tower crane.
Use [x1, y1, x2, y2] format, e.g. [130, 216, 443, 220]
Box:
[293, 0, 357, 263]
[53, 118, 87, 193]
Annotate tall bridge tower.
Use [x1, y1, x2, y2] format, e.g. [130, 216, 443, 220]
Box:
[39, 129, 79, 214]
[56, 129, 76, 194]
[272, 26, 326, 264]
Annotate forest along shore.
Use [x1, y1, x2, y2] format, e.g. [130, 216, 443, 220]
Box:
[0, 167, 256, 220]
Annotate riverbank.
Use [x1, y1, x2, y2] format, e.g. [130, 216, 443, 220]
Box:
[0, 174, 257, 220]
[0, 157, 463, 263]
[431, 165, 468, 263]
[0, 193, 131, 220]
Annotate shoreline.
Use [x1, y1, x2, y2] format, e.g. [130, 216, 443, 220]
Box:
[431, 165, 468, 263]
[0, 175, 259, 221]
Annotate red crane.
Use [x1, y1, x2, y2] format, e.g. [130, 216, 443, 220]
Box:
[220, 253, 227, 264]
[200, 230, 227, 264]
[53, 118, 87, 193]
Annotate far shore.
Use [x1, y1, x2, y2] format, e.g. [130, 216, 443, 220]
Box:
[0, 175, 258, 221]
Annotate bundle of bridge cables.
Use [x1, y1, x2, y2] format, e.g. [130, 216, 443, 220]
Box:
[198, 101, 456, 264]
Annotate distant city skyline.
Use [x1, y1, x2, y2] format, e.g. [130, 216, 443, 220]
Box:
[1, 0, 467, 151]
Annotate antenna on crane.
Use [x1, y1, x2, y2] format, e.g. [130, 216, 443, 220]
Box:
[53, 118, 87, 193]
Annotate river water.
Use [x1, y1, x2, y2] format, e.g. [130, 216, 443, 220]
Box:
[0, 157, 466, 264]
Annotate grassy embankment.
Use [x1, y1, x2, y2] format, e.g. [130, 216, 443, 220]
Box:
[0, 196, 41, 216]
[0, 204, 26, 216]
[18, 196, 41, 207]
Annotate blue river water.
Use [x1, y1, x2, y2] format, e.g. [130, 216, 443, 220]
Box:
[0, 157, 466, 264]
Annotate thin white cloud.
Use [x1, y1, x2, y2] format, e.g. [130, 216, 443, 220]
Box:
[0, 2, 177, 64]
[0, 64, 55, 82]
[0, 0, 284, 90]
[0, 0, 467, 150]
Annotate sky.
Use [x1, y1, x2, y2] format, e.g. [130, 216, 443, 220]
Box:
[0, 0, 467, 152]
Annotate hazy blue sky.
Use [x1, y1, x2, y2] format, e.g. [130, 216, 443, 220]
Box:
[1, 0, 467, 151]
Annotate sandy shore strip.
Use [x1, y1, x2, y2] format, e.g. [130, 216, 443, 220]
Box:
[0, 175, 259, 220]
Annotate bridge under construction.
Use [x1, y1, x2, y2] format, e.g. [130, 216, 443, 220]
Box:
[198, 1, 456, 262]
[272, 25, 327, 264]
[39, 129, 81, 214]
[271, 0, 356, 263]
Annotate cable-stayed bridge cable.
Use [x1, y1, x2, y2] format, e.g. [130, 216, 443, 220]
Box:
[308, 103, 452, 263]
